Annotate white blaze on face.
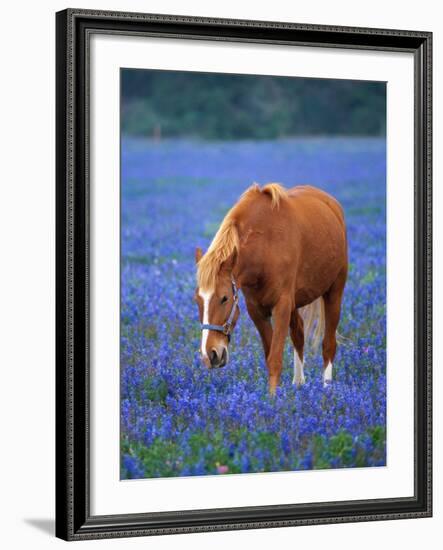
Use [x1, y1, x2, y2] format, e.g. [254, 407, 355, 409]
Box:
[199, 289, 213, 359]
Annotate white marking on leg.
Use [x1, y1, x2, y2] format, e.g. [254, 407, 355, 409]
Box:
[323, 361, 333, 386]
[292, 349, 305, 386]
[199, 290, 213, 358]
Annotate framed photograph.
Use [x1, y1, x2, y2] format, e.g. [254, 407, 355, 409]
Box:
[55, 8, 432, 541]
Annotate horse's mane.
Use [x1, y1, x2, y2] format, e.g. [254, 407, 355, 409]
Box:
[243, 182, 287, 209]
[197, 183, 288, 291]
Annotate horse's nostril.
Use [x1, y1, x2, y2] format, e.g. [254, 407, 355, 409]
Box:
[210, 349, 218, 366]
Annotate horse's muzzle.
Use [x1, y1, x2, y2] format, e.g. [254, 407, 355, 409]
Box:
[210, 347, 228, 369]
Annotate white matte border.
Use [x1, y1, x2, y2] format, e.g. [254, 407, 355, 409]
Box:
[90, 34, 414, 516]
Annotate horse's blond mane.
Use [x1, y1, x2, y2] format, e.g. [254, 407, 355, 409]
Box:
[261, 182, 288, 209]
[197, 215, 239, 291]
[197, 183, 288, 291]
[240, 182, 287, 209]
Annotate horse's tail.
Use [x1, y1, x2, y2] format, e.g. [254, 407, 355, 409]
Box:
[300, 297, 350, 351]
[299, 297, 325, 351]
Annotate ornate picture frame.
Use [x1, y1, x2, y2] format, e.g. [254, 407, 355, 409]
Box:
[55, 8, 432, 541]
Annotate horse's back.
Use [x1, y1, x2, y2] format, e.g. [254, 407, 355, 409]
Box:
[287, 185, 345, 228]
[234, 184, 347, 302]
[236, 184, 346, 255]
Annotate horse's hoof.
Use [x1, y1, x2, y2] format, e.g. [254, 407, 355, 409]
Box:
[292, 376, 306, 387]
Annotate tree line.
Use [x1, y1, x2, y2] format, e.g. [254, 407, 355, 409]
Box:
[121, 68, 386, 140]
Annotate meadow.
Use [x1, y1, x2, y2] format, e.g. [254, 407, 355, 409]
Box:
[120, 137, 386, 479]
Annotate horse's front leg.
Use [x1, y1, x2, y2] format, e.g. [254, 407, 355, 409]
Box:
[245, 300, 273, 359]
[267, 296, 292, 395]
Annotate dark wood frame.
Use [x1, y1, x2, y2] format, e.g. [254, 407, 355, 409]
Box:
[55, 8, 432, 541]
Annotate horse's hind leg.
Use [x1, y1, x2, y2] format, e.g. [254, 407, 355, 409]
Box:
[289, 310, 305, 386]
[322, 270, 346, 386]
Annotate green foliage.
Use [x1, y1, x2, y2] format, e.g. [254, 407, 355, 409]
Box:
[143, 377, 168, 404]
[308, 428, 387, 470]
[121, 69, 386, 140]
[121, 427, 386, 478]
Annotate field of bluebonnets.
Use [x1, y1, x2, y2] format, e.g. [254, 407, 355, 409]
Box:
[120, 137, 386, 479]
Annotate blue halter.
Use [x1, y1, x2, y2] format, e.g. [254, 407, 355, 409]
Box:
[201, 279, 239, 341]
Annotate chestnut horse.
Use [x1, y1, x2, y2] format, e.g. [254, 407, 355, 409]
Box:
[194, 183, 348, 394]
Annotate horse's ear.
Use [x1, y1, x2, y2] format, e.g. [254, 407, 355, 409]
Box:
[220, 250, 237, 273]
[195, 247, 203, 264]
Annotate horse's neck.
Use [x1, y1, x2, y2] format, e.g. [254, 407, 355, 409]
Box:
[230, 256, 242, 288]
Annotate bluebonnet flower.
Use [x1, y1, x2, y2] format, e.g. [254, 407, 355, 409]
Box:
[120, 137, 387, 478]
[122, 454, 145, 479]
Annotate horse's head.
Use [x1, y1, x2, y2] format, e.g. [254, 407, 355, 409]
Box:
[194, 247, 240, 369]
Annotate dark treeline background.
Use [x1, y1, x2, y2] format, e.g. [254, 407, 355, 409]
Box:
[121, 69, 386, 140]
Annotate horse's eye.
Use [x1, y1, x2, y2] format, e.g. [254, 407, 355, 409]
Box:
[221, 296, 228, 304]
